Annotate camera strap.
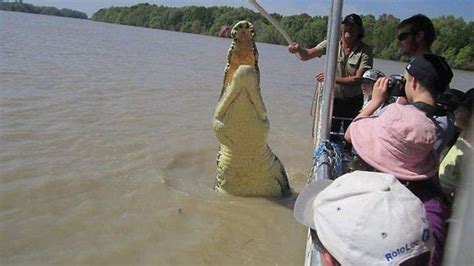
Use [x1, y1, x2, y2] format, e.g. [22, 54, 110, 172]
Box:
[410, 101, 446, 117]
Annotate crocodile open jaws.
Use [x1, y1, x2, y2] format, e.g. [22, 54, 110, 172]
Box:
[213, 21, 291, 197]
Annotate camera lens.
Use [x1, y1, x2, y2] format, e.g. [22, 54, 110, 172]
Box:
[387, 75, 406, 97]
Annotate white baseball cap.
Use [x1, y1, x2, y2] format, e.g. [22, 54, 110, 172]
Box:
[294, 171, 433, 265]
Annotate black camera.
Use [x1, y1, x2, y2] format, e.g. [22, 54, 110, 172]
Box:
[387, 74, 406, 97]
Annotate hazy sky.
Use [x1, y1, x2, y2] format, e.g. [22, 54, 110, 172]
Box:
[21, 0, 474, 21]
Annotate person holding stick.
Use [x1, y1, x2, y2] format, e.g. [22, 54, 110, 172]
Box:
[288, 14, 373, 140]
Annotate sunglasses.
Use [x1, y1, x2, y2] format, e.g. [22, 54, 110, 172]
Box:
[397, 31, 416, 41]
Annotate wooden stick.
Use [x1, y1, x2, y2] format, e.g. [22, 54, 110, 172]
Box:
[248, 0, 293, 44]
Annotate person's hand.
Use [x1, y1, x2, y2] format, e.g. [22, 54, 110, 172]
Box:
[397, 96, 408, 105]
[316, 72, 324, 82]
[371, 77, 389, 105]
[288, 42, 300, 54]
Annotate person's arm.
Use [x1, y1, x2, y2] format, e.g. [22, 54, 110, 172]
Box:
[334, 67, 366, 85]
[288, 41, 325, 61]
[317, 66, 367, 84]
[345, 77, 389, 142]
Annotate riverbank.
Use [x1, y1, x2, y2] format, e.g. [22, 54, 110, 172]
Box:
[0, 2, 87, 19]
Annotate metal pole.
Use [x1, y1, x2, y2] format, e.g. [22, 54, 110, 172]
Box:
[304, 2, 344, 266]
[314, 0, 343, 182]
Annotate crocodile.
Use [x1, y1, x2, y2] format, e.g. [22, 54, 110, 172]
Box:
[213, 21, 291, 197]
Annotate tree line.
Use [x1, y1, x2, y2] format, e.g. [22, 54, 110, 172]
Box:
[91, 4, 473, 71]
[0, 2, 87, 19]
[2, 2, 471, 70]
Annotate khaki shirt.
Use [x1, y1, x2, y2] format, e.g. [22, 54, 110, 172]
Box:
[316, 40, 373, 98]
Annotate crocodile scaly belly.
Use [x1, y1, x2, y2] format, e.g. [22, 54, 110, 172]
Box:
[212, 21, 291, 197]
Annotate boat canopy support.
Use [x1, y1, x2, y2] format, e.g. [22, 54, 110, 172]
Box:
[305, 0, 343, 265]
